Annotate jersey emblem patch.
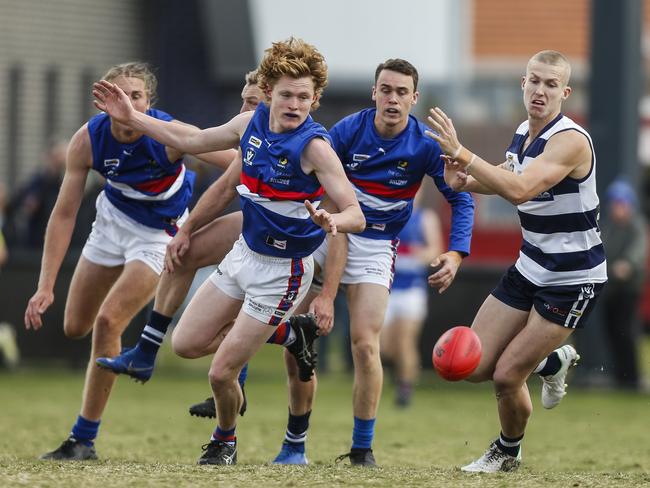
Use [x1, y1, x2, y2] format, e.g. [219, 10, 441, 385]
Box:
[248, 135, 262, 148]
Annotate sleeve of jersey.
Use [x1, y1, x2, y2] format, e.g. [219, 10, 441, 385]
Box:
[428, 148, 475, 256]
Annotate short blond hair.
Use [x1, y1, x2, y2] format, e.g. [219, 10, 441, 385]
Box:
[102, 62, 158, 105]
[528, 50, 571, 85]
[257, 37, 328, 110]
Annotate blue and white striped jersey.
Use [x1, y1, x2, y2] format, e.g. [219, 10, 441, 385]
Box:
[506, 113, 607, 286]
[88, 109, 194, 235]
[237, 103, 329, 258]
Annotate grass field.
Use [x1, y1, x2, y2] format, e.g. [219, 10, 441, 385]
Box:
[1, 342, 649, 487]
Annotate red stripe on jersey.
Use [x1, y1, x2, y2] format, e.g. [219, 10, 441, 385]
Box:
[134, 165, 182, 193]
[350, 177, 421, 199]
[240, 172, 324, 201]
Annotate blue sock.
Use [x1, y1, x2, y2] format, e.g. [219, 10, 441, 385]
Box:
[352, 416, 375, 450]
[138, 311, 172, 355]
[238, 363, 249, 387]
[71, 415, 100, 446]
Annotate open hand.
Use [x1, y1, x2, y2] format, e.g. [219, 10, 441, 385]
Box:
[425, 107, 462, 158]
[93, 80, 135, 125]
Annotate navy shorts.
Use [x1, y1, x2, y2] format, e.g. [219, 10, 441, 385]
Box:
[491, 265, 605, 329]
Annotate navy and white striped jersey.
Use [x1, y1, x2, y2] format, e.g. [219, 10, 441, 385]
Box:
[506, 113, 607, 286]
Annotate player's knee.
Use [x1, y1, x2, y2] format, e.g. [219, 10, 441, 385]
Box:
[171, 336, 202, 359]
[208, 365, 237, 389]
[492, 365, 524, 393]
[93, 311, 125, 339]
[63, 318, 90, 339]
[465, 365, 493, 383]
[351, 337, 379, 365]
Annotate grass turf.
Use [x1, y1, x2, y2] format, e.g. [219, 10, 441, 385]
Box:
[1, 342, 649, 487]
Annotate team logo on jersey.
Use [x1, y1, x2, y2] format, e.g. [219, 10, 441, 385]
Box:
[579, 284, 595, 300]
[532, 190, 554, 202]
[244, 148, 256, 166]
[103, 158, 120, 176]
[265, 235, 287, 250]
[397, 160, 409, 170]
[347, 162, 360, 170]
[348, 154, 369, 171]
[278, 157, 288, 166]
[248, 135, 262, 148]
[505, 153, 516, 173]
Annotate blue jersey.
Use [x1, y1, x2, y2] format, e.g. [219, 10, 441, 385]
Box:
[506, 114, 607, 286]
[330, 108, 473, 255]
[392, 209, 428, 290]
[88, 109, 194, 235]
[238, 103, 330, 258]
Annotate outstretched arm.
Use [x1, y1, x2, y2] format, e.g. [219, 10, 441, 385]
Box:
[167, 120, 238, 171]
[426, 107, 591, 204]
[93, 80, 247, 155]
[25, 126, 91, 330]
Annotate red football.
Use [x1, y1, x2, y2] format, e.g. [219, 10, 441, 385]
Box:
[432, 326, 482, 381]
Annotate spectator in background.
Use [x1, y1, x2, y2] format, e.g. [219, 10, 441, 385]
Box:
[5, 137, 68, 248]
[381, 190, 442, 407]
[601, 179, 647, 391]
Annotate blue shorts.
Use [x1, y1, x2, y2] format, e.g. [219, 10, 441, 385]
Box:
[491, 265, 605, 329]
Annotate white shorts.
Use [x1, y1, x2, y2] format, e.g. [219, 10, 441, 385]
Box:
[82, 191, 187, 275]
[313, 234, 398, 289]
[209, 236, 314, 325]
[384, 287, 428, 324]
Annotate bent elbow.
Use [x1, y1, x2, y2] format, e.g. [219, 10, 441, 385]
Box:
[509, 196, 527, 206]
[507, 188, 530, 206]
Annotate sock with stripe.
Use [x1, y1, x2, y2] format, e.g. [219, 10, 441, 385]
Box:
[282, 409, 311, 453]
[266, 322, 296, 346]
[137, 311, 172, 355]
[212, 426, 236, 446]
[495, 432, 523, 457]
[533, 351, 561, 376]
[351, 416, 375, 450]
[70, 415, 100, 447]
